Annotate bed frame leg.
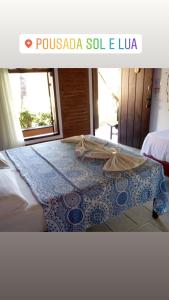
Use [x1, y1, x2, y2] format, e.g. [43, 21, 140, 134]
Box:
[152, 210, 159, 219]
[152, 198, 159, 219]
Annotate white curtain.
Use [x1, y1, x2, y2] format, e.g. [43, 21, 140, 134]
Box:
[0, 69, 24, 150]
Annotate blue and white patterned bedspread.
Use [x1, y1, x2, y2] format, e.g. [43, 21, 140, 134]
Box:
[6, 137, 169, 231]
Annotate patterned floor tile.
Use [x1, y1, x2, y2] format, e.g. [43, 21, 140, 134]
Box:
[86, 223, 111, 232]
[130, 221, 162, 232]
[105, 214, 137, 232]
[124, 206, 153, 226]
[152, 212, 169, 232]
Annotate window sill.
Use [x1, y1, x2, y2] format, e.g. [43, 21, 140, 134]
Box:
[22, 125, 56, 138]
[22, 125, 62, 145]
[25, 132, 63, 146]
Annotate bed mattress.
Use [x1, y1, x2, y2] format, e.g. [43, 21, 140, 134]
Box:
[5, 137, 169, 231]
[0, 151, 46, 232]
[141, 130, 169, 162]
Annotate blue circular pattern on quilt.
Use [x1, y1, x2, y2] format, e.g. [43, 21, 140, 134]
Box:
[160, 180, 166, 193]
[64, 192, 81, 208]
[86, 202, 110, 225]
[116, 191, 128, 206]
[115, 177, 129, 192]
[157, 192, 168, 202]
[68, 208, 84, 225]
[140, 188, 151, 202]
[90, 208, 105, 224]
[46, 218, 65, 232]
[153, 195, 167, 214]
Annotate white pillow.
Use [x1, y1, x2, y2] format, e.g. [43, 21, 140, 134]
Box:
[0, 169, 26, 201]
[0, 153, 10, 169]
[0, 169, 28, 219]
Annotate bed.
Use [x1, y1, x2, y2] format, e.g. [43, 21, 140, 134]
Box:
[141, 130, 169, 176]
[0, 152, 46, 232]
[0, 135, 168, 232]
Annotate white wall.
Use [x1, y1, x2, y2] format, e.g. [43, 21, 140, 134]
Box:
[149, 68, 169, 132]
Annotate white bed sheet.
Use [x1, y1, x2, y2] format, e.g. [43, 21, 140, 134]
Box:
[0, 151, 47, 232]
[141, 130, 169, 162]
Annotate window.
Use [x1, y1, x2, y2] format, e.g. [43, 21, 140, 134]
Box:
[9, 68, 59, 140]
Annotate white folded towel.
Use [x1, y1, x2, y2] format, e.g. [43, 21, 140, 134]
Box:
[62, 135, 146, 172]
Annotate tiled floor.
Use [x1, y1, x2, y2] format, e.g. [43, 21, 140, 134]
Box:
[87, 178, 169, 232]
[95, 124, 118, 144]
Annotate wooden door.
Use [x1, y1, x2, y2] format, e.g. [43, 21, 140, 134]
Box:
[58, 69, 91, 138]
[118, 68, 153, 149]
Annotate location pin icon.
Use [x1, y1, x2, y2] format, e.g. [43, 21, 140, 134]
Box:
[25, 39, 32, 48]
